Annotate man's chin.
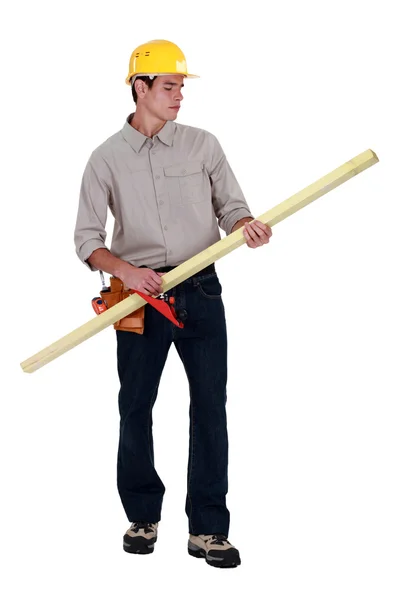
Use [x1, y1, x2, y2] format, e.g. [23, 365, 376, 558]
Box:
[166, 107, 180, 120]
[156, 108, 179, 122]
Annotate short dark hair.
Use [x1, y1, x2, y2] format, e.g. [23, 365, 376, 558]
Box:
[131, 76, 157, 104]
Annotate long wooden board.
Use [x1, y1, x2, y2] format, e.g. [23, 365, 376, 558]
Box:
[21, 149, 378, 373]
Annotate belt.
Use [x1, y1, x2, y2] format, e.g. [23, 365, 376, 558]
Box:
[127, 263, 216, 328]
[144, 263, 216, 276]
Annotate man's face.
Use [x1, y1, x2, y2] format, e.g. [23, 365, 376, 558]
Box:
[137, 74, 185, 120]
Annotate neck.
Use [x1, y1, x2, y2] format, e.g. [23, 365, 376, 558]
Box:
[130, 108, 166, 138]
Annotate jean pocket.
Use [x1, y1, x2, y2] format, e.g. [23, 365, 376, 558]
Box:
[195, 274, 222, 299]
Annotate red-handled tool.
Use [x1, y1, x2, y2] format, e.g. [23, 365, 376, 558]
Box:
[92, 297, 107, 314]
[130, 288, 184, 328]
[91, 270, 110, 314]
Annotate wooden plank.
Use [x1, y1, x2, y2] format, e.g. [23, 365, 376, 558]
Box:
[20, 149, 378, 373]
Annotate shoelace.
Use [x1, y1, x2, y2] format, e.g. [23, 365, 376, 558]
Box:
[209, 534, 229, 546]
[132, 521, 154, 533]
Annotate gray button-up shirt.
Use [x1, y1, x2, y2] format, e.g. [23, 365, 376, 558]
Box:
[74, 113, 254, 271]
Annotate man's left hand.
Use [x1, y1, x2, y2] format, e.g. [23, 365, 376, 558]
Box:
[243, 220, 272, 248]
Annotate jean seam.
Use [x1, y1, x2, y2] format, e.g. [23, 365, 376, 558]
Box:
[147, 386, 158, 465]
[187, 397, 195, 532]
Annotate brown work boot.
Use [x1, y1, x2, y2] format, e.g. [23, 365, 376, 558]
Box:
[188, 533, 241, 568]
[123, 521, 158, 554]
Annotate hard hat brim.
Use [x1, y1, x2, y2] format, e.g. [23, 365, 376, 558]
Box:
[126, 72, 200, 85]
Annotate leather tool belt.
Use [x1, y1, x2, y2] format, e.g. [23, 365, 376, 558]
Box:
[100, 276, 145, 334]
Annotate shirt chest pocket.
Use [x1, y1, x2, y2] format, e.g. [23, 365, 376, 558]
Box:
[163, 161, 206, 205]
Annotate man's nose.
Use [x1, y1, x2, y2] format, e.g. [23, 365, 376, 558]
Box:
[175, 89, 184, 101]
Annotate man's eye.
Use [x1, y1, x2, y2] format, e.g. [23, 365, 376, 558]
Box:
[164, 87, 173, 91]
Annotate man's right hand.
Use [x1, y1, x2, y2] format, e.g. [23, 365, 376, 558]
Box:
[119, 265, 164, 296]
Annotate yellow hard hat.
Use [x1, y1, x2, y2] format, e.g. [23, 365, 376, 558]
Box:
[125, 39, 199, 85]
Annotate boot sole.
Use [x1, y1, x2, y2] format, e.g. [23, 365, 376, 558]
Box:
[123, 535, 157, 555]
[188, 543, 241, 568]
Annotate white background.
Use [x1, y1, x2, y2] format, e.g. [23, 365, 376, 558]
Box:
[2, 0, 399, 597]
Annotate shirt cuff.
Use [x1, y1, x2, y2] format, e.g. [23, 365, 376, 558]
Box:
[78, 239, 108, 271]
[224, 209, 255, 235]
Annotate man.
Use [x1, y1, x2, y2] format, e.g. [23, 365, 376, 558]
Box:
[74, 39, 272, 569]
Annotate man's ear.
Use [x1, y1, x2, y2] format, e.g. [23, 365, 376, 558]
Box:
[135, 79, 147, 99]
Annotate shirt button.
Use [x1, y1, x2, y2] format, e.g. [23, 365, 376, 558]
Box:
[155, 175, 160, 180]
[159, 200, 164, 205]
[181, 169, 186, 175]
[152, 150, 156, 155]
[164, 225, 168, 230]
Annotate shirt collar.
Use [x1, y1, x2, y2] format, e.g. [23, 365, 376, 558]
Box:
[122, 113, 175, 153]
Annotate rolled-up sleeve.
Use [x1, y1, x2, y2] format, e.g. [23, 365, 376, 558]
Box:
[208, 133, 254, 234]
[74, 154, 110, 271]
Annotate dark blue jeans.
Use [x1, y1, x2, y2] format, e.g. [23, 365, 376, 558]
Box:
[116, 265, 230, 536]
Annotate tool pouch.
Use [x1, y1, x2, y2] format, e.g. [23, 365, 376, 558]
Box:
[100, 276, 145, 334]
